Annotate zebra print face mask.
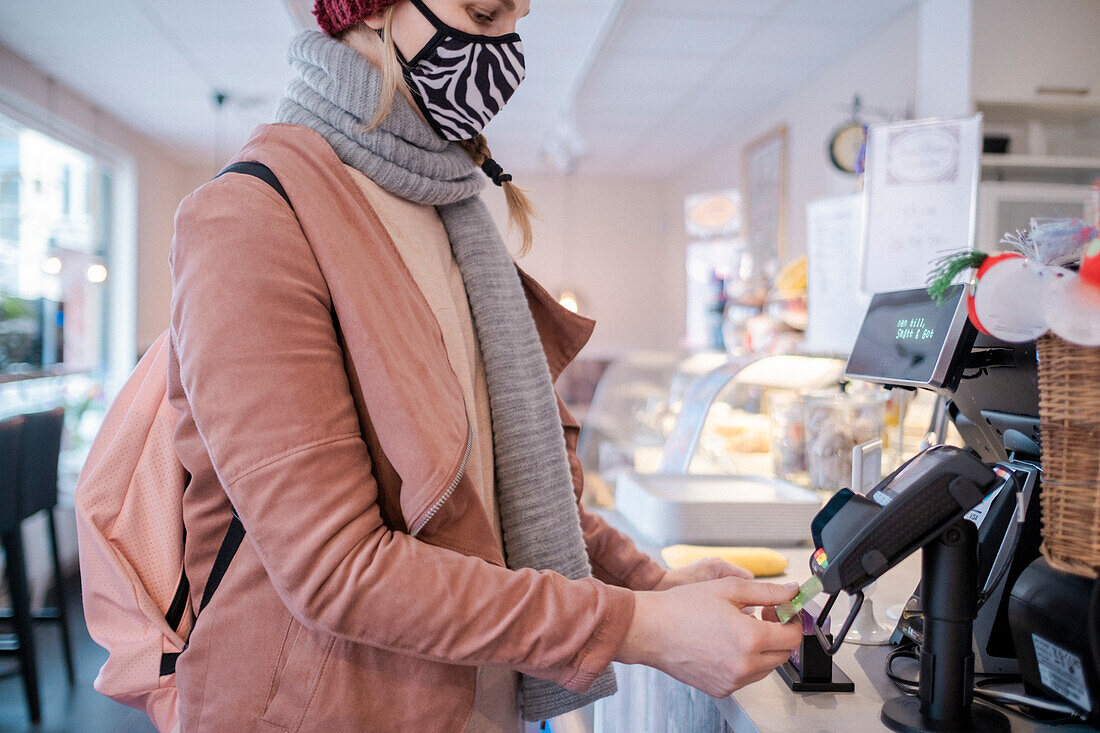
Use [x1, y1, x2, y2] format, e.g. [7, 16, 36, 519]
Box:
[395, 0, 526, 141]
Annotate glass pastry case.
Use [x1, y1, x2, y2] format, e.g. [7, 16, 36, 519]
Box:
[577, 350, 930, 546]
[578, 352, 854, 493]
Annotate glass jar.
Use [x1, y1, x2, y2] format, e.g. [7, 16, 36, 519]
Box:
[803, 391, 886, 493]
[768, 391, 808, 483]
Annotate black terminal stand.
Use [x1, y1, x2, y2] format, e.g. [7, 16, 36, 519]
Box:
[777, 611, 854, 693]
[881, 520, 1010, 732]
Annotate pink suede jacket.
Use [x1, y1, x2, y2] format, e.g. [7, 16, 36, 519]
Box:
[166, 124, 666, 731]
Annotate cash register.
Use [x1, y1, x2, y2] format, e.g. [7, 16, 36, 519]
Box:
[801, 284, 1100, 731]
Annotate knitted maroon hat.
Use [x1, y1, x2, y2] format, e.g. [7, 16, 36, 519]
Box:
[313, 0, 399, 35]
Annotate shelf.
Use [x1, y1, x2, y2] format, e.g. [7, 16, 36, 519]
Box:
[976, 99, 1100, 122]
[981, 154, 1100, 172]
[0, 366, 90, 385]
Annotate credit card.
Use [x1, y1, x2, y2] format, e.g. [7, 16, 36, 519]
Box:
[776, 575, 823, 624]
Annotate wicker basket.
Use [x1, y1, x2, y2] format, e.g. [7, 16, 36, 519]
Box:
[1037, 334, 1100, 578]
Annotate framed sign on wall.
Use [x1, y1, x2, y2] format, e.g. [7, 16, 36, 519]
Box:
[859, 114, 982, 295]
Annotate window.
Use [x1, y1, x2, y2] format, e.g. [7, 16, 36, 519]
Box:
[0, 105, 134, 489]
[0, 111, 113, 377]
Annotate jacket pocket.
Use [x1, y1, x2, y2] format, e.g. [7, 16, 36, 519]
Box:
[261, 615, 336, 732]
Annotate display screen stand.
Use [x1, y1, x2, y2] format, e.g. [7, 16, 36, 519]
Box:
[880, 520, 1010, 733]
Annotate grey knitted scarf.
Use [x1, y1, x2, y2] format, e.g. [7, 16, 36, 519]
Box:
[276, 31, 615, 720]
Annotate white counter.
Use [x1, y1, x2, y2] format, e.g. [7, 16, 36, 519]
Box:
[592, 509, 1097, 733]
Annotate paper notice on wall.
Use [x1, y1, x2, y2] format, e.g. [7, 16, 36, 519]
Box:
[860, 115, 982, 296]
[805, 194, 870, 355]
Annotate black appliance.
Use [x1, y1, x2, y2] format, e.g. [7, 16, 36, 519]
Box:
[832, 285, 1100, 730]
[1009, 558, 1100, 725]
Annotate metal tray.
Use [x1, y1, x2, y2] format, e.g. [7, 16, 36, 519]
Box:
[614, 472, 821, 547]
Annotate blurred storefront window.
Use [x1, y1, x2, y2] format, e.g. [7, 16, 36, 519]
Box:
[0, 110, 120, 492]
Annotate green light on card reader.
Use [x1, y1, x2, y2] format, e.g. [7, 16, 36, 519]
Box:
[776, 575, 823, 624]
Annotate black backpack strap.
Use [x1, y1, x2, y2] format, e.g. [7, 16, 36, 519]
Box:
[164, 571, 190, 633]
[216, 161, 291, 208]
[160, 513, 246, 676]
[198, 512, 247, 615]
[160, 651, 180, 677]
[160, 161, 290, 677]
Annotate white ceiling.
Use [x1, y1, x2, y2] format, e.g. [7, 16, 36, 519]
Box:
[0, 0, 918, 176]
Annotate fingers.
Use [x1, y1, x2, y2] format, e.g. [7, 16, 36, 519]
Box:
[716, 577, 799, 607]
[742, 661, 785, 688]
[724, 562, 754, 580]
[655, 587, 802, 699]
[757, 618, 804, 653]
[696, 558, 754, 581]
[658, 558, 757, 591]
[725, 656, 791, 695]
[744, 605, 788, 622]
[760, 649, 795, 668]
[737, 650, 795, 691]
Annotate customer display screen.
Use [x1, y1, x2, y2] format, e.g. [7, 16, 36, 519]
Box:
[845, 285, 972, 391]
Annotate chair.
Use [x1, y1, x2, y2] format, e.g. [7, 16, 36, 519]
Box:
[15, 407, 75, 683]
[0, 407, 74, 724]
[0, 415, 40, 724]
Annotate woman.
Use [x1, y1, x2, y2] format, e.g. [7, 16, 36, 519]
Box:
[166, 0, 803, 730]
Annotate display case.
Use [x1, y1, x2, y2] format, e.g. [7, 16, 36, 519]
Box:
[576, 349, 729, 503]
[578, 351, 872, 546]
[579, 352, 854, 482]
[580, 350, 953, 547]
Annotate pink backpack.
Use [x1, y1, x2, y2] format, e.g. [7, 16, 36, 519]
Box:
[75, 330, 186, 731]
[75, 330, 243, 733]
[74, 162, 280, 731]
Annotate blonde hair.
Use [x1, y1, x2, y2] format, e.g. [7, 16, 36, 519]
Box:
[358, 9, 537, 255]
[458, 135, 536, 256]
[365, 9, 402, 131]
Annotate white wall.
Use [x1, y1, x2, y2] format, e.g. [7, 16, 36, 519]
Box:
[480, 7, 925, 359]
[668, 6, 921, 264]
[0, 42, 211, 357]
[482, 174, 683, 358]
[917, 0, 972, 118]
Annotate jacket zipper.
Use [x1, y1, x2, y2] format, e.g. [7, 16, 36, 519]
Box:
[410, 427, 473, 537]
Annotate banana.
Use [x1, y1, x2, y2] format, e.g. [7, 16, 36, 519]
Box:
[660, 545, 789, 577]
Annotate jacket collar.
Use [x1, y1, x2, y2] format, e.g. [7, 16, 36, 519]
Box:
[518, 267, 595, 383]
[243, 122, 595, 382]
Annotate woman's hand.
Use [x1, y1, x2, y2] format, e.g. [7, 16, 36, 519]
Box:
[616, 577, 802, 698]
[652, 557, 753, 590]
